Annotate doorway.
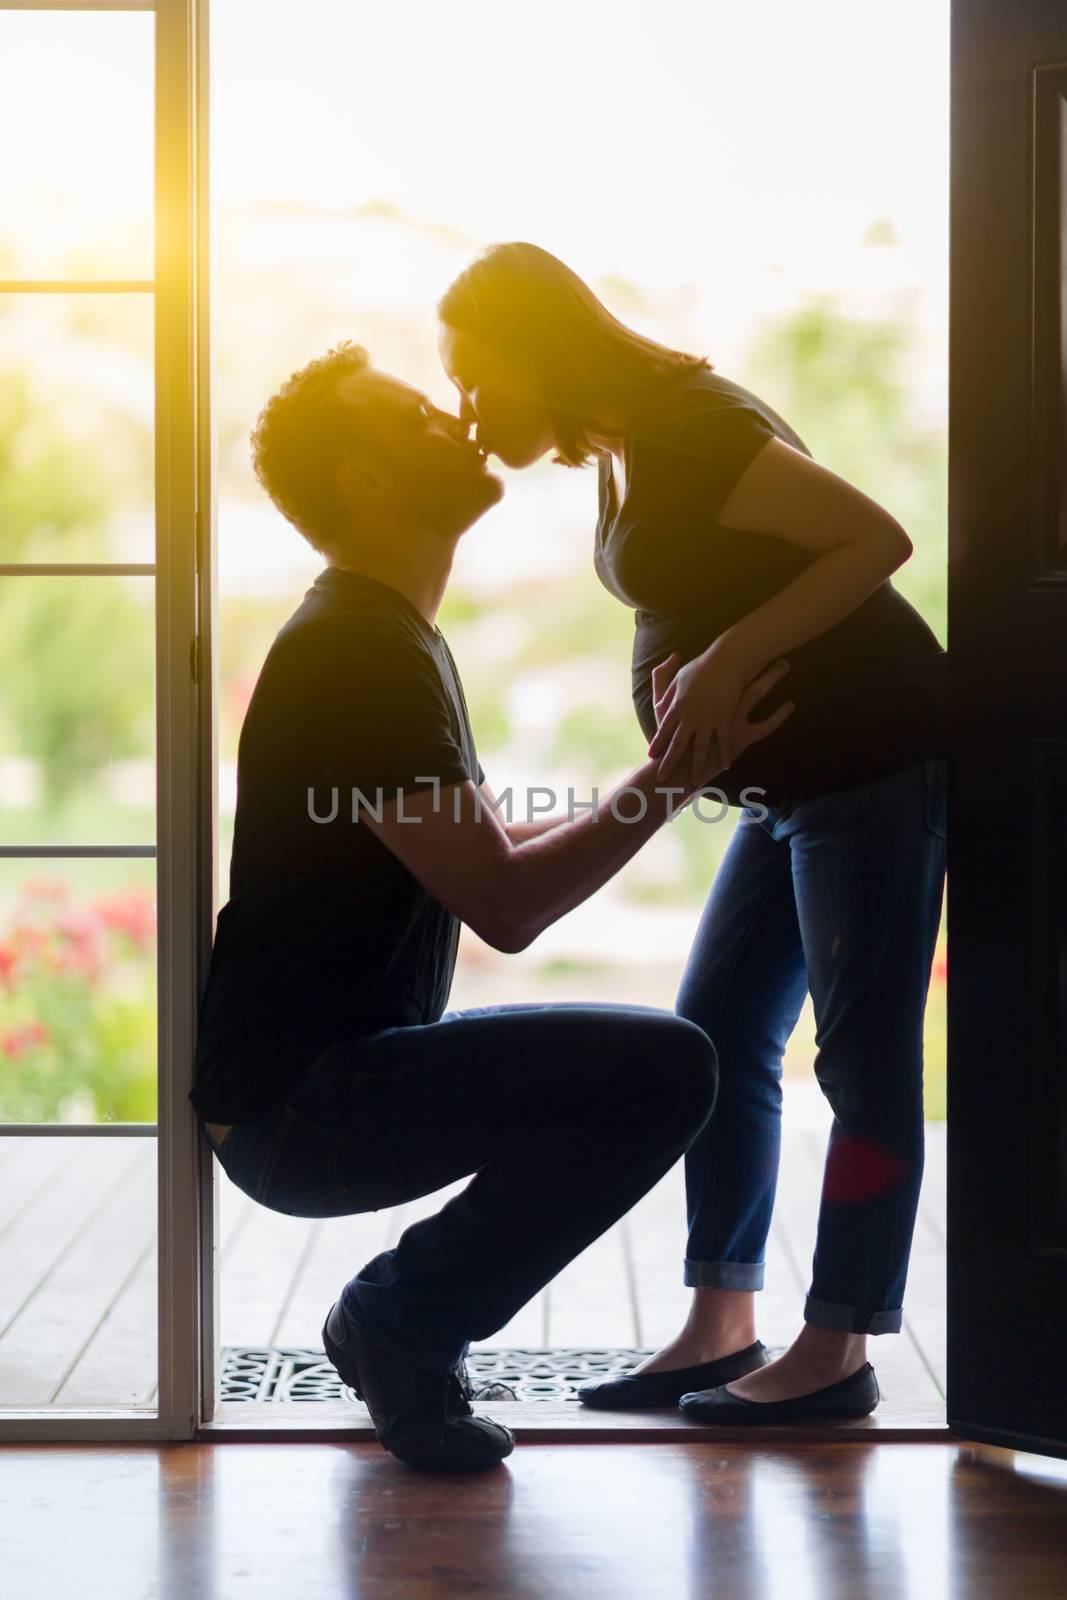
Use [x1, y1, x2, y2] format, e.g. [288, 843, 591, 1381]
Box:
[206, 0, 950, 1429]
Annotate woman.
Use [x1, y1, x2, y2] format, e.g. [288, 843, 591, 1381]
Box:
[436, 242, 947, 1423]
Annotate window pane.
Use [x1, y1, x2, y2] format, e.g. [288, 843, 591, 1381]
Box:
[0, 294, 154, 563]
[0, 1132, 157, 1408]
[0, 577, 155, 845]
[0, 12, 153, 281]
[0, 858, 157, 1126]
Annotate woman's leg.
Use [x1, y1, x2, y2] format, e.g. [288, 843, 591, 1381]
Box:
[633, 808, 809, 1374]
[725, 759, 946, 1400]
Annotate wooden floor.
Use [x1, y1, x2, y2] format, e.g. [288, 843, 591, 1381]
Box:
[0, 1114, 947, 1413]
[2, 1437, 1066, 1599]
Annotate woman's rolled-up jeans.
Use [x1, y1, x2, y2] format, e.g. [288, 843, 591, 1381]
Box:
[676, 757, 947, 1334]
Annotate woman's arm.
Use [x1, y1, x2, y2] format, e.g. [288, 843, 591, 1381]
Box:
[712, 434, 912, 672]
[649, 435, 913, 781]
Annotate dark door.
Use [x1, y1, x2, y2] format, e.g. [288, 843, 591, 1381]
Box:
[949, 0, 1067, 1457]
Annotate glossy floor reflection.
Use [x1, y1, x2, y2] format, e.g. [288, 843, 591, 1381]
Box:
[2, 1440, 1066, 1598]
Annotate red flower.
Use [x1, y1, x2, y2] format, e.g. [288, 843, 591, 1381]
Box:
[43, 906, 104, 981]
[59, 935, 103, 979]
[92, 888, 156, 951]
[19, 877, 68, 903]
[0, 1022, 49, 1059]
[0, 943, 17, 988]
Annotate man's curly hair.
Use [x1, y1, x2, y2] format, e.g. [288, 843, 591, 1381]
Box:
[250, 341, 372, 554]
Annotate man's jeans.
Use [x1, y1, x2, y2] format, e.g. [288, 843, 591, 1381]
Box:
[214, 1003, 717, 1371]
[676, 757, 947, 1334]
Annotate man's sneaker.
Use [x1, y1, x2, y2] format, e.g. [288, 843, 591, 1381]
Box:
[322, 1299, 514, 1472]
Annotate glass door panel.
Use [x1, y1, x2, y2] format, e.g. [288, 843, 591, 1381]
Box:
[0, 856, 157, 1124]
[0, 575, 156, 843]
[0, 1, 171, 1429]
[0, 10, 154, 282]
[0, 1131, 157, 1409]
[0, 293, 154, 563]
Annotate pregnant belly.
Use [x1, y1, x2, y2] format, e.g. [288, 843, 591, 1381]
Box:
[631, 612, 806, 744]
[631, 604, 946, 810]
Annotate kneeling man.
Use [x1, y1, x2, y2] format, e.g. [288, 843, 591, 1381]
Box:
[190, 342, 792, 1470]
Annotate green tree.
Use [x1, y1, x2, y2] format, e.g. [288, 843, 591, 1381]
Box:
[0, 370, 154, 813]
[744, 294, 947, 641]
[0, 372, 109, 559]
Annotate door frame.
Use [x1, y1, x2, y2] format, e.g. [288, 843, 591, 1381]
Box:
[945, 0, 1067, 1459]
[0, 0, 211, 1442]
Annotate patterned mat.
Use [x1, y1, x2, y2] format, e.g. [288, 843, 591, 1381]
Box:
[220, 1346, 653, 1403]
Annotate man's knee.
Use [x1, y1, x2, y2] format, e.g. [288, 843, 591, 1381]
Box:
[566, 1009, 717, 1140]
[620, 1011, 723, 1139]
[646, 1016, 719, 1134]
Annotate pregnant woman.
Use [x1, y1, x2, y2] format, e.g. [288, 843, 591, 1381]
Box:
[437, 242, 947, 1423]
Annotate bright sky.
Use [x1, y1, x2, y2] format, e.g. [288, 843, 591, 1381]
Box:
[0, 11, 154, 277]
[0, 0, 948, 288]
[212, 0, 949, 288]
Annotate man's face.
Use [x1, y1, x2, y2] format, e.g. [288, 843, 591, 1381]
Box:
[335, 367, 504, 536]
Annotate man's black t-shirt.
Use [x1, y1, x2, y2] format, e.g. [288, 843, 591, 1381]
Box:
[593, 367, 947, 816]
[189, 568, 484, 1124]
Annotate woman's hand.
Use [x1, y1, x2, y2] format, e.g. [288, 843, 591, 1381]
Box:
[648, 643, 748, 787]
[649, 651, 794, 792]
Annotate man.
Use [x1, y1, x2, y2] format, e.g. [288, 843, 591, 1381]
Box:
[190, 341, 793, 1471]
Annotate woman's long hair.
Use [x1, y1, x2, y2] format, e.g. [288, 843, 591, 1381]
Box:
[437, 241, 712, 467]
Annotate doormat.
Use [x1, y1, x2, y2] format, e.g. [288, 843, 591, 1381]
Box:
[220, 1346, 653, 1403]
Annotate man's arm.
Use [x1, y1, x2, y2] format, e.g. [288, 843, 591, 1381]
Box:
[363, 658, 793, 954]
[480, 779, 569, 844]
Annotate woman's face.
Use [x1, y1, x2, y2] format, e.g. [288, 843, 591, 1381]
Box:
[437, 323, 557, 469]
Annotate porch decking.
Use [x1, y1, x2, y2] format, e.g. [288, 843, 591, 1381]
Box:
[0, 1094, 947, 1412]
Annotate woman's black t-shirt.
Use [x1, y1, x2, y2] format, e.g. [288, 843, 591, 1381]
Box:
[593, 367, 947, 815]
[188, 567, 484, 1125]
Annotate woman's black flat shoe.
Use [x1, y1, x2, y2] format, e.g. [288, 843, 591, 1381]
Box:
[577, 1341, 770, 1410]
[678, 1361, 880, 1424]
